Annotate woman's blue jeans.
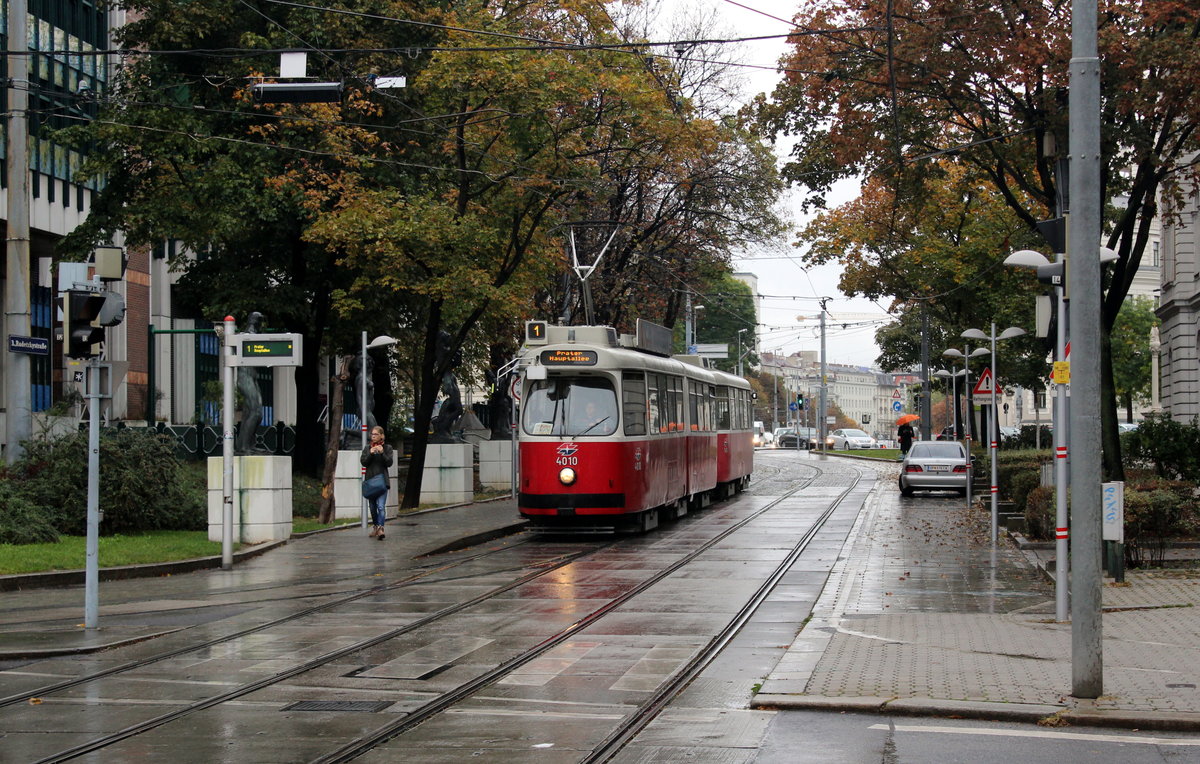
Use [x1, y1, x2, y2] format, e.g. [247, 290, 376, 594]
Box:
[369, 491, 387, 527]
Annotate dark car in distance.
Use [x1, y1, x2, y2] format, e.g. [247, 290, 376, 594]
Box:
[775, 426, 816, 449]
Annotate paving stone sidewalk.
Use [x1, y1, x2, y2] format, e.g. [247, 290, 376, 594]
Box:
[754, 467, 1200, 731]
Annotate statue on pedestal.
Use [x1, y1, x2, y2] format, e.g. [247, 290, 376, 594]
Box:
[430, 330, 463, 443]
[236, 311, 265, 454]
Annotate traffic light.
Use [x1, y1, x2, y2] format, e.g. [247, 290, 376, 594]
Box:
[63, 289, 124, 359]
[796, 392, 805, 410]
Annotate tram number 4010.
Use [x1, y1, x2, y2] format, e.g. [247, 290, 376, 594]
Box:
[555, 455, 579, 466]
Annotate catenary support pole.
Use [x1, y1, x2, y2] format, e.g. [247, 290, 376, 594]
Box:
[819, 301, 829, 453]
[921, 304, 931, 441]
[4, 0, 31, 464]
[989, 324, 999, 545]
[1069, 0, 1103, 698]
[222, 316, 236, 570]
[84, 357, 101, 628]
[1055, 271, 1069, 622]
[361, 330, 369, 530]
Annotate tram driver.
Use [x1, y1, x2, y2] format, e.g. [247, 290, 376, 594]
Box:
[571, 399, 613, 435]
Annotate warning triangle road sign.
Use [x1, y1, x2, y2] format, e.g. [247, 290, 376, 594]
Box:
[973, 367, 999, 396]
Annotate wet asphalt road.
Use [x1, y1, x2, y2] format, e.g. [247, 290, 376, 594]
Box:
[4, 451, 1200, 761]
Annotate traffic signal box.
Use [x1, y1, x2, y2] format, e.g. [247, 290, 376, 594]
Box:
[62, 289, 125, 359]
[796, 393, 806, 410]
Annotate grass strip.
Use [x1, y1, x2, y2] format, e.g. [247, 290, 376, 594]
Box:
[0, 531, 227, 575]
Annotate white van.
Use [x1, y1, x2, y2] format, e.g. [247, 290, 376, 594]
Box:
[752, 421, 772, 447]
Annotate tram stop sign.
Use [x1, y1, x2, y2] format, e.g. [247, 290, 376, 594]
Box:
[233, 332, 303, 367]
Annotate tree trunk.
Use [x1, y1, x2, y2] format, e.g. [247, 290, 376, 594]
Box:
[318, 356, 351, 523]
[402, 303, 445, 510]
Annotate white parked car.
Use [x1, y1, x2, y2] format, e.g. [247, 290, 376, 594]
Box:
[827, 428, 878, 450]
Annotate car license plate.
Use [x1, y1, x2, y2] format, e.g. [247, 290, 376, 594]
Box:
[928, 465, 949, 472]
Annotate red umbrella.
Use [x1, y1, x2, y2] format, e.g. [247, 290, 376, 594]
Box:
[895, 413, 920, 426]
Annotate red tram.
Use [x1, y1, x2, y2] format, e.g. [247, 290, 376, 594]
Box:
[517, 320, 754, 532]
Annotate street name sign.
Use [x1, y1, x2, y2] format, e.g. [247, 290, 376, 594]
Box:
[9, 335, 49, 355]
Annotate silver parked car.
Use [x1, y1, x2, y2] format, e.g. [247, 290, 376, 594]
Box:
[827, 428, 878, 450]
[898, 441, 970, 496]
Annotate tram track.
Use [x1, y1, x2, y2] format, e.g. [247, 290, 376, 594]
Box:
[316, 460, 857, 763]
[0, 534, 561, 709]
[22, 457, 862, 763]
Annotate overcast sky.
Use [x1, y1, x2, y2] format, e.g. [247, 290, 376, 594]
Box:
[653, 0, 894, 368]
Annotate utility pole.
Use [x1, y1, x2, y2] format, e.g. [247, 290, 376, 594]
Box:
[921, 303, 931, 441]
[819, 299, 829, 452]
[685, 292, 694, 351]
[4, 0, 31, 464]
[1069, 0, 1103, 699]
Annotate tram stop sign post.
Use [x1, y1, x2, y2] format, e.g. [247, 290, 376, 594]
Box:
[220, 328, 304, 571]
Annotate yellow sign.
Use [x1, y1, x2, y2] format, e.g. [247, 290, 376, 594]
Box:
[1052, 361, 1070, 385]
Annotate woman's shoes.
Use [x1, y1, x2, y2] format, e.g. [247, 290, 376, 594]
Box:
[369, 525, 380, 538]
[377, 527, 385, 540]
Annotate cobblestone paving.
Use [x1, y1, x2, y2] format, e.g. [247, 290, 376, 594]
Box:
[762, 458, 1200, 716]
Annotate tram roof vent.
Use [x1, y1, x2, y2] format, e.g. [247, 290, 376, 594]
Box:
[553, 325, 618, 346]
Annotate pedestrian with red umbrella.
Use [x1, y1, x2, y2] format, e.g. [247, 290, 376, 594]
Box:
[896, 414, 918, 457]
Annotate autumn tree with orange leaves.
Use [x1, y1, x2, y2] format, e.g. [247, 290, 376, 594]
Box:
[756, 0, 1200, 478]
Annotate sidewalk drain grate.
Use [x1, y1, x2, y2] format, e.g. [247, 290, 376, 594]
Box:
[283, 700, 392, 712]
[1167, 684, 1196, 689]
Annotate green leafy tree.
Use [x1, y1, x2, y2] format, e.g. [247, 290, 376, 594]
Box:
[691, 274, 759, 374]
[1111, 296, 1159, 421]
[56, 0, 439, 474]
[800, 165, 1048, 395]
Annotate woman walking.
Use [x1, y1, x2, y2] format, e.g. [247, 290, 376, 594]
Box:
[361, 425, 394, 539]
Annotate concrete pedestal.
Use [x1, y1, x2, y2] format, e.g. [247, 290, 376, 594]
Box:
[421, 443, 474, 506]
[478, 440, 514, 491]
[207, 455, 292, 543]
[335, 450, 400, 520]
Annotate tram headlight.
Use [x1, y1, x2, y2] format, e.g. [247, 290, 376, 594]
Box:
[558, 467, 577, 486]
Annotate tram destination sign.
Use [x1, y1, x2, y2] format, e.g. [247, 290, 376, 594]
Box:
[540, 349, 598, 366]
[233, 332, 303, 367]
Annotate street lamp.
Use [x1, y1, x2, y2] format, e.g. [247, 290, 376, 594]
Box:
[962, 324, 1026, 545]
[932, 368, 967, 438]
[737, 328, 748, 377]
[942, 346, 990, 438]
[361, 332, 397, 530]
[943, 345, 989, 507]
[1005, 245, 1117, 624]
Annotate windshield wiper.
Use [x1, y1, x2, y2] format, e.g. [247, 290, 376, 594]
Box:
[570, 416, 611, 438]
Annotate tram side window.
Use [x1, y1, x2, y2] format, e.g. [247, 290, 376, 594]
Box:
[688, 381, 698, 431]
[622, 372, 647, 436]
[667, 375, 683, 431]
[648, 374, 662, 434]
[716, 386, 730, 430]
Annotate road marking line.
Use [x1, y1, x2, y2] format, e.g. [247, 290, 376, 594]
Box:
[869, 723, 1200, 746]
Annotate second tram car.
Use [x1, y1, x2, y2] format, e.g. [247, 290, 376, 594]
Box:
[517, 320, 753, 532]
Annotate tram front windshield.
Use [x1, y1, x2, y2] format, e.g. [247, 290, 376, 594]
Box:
[522, 377, 618, 437]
